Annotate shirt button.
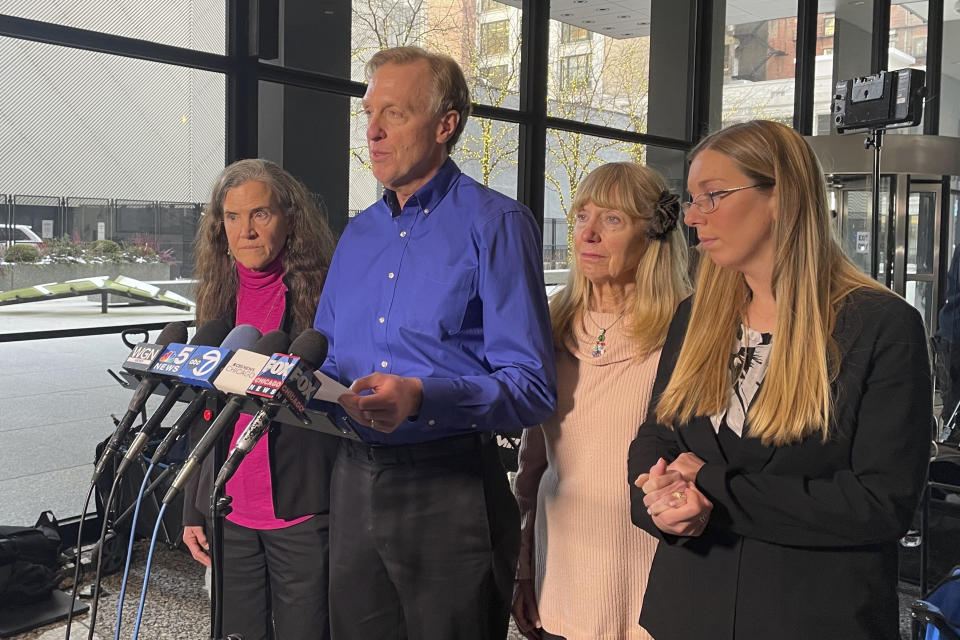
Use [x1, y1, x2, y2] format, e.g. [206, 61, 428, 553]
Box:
[471, 423, 478, 429]
[428, 419, 436, 426]
[380, 360, 388, 368]
[400, 230, 407, 238]
[378, 317, 385, 324]
[388, 272, 395, 279]
[423, 208, 430, 214]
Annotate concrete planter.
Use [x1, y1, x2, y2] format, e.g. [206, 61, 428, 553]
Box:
[0, 262, 172, 292]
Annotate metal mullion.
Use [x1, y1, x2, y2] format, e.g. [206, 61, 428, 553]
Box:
[0, 321, 194, 343]
[227, 0, 257, 163]
[0, 14, 230, 74]
[544, 116, 691, 151]
[924, 0, 943, 135]
[689, 0, 714, 143]
[794, 0, 818, 134]
[517, 0, 549, 227]
[871, 0, 891, 73]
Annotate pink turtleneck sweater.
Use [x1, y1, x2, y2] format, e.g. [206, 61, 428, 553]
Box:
[227, 254, 311, 530]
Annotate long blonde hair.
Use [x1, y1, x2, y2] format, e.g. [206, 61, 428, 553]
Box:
[551, 162, 690, 356]
[194, 159, 336, 334]
[656, 120, 885, 446]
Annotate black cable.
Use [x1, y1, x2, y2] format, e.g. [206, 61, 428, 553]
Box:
[64, 481, 97, 640]
[86, 470, 125, 640]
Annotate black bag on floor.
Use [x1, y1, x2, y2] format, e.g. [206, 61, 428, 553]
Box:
[0, 511, 63, 606]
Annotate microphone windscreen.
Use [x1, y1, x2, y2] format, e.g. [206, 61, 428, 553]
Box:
[157, 321, 189, 346]
[288, 329, 328, 369]
[253, 330, 291, 356]
[190, 319, 232, 347]
[221, 324, 263, 351]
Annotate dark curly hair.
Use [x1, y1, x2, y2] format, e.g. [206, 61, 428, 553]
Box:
[193, 159, 336, 334]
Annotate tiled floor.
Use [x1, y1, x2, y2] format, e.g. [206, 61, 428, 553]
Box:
[1, 539, 930, 640]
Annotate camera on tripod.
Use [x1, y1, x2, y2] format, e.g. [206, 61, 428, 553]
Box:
[832, 68, 926, 133]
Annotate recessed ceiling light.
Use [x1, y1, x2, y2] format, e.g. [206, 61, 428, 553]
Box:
[618, 14, 630, 19]
[598, 6, 610, 10]
[584, 19, 595, 24]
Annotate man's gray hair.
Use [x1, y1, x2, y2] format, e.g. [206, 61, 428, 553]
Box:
[366, 46, 471, 152]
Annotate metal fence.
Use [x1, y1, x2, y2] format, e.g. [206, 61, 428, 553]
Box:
[3, 194, 204, 278]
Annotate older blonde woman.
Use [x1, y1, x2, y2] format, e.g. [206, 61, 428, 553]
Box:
[512, 162, 690, 640]
[630, 120, 931, 640]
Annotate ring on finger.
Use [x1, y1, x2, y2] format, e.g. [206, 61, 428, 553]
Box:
[671, 491, 686, 500]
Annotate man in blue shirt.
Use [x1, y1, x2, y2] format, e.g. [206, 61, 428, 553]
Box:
[313, 46, 557, 639]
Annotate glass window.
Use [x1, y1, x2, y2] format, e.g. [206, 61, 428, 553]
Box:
[349, 1, 522, 108]
[943, 4, 960, 135]
[0, 332, 193, 526]
[0, 36, 224, 286]
[0, 0, 226, 54]
[721, 1, 797, 129]
[560, 23, 590, 43]
[547, 16, 653, 135]
[886, 1, 928, 134]
[824, 16, 836, 36]
[814, 0, 878, 136]
[480, 19, 511, 57]
[544, 129, 685, 269]
[453, 117, 519, 198]
[559, 53, 593, 91]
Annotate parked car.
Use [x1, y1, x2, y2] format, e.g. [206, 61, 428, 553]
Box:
[0, 224, 44, 249]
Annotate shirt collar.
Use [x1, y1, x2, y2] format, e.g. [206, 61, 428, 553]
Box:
[382, 158, 461, 217]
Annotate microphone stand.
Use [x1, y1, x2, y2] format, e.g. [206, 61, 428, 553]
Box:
[864, 127, 884, 283]
[209, 414, 231, 640]
[210, 488, 231, 640]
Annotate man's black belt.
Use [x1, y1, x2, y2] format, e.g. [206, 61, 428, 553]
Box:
[341, 432, 489, 465]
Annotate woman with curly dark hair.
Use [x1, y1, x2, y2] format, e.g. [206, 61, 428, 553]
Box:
[182, 158, 338, 640]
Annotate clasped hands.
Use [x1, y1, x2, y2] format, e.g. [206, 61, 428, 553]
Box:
[634, 453, 712, 537]
[338, 373, 423, 433]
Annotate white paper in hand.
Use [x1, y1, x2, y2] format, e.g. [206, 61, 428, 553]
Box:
[312, 371, 354, 403]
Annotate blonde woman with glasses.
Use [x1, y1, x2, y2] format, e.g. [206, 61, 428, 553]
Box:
[628, 120, 931, 640]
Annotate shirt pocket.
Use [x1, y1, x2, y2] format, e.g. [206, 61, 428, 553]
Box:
[403, 266, 477, 336]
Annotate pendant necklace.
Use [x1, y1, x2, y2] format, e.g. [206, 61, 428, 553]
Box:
[587, 309, 627, 358]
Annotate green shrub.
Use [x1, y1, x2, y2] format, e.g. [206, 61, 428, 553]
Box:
[88, 239, 122, 257]
[3, 244, 41, 263]
[43, 237, 85, 262]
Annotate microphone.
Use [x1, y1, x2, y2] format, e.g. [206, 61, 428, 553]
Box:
[91, 322, 188, 485]
[162, 330, 291, 505]
[112, 320, 232, 479]
[148, 324, 263, 466]
[214, 330, 328, 489]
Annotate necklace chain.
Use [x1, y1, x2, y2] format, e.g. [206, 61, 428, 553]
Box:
[586, 309, 626, 358]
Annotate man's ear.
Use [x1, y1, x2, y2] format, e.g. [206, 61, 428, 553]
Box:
[436, 110, 460, 145]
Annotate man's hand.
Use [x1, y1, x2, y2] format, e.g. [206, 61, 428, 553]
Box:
[183, 526, 211, 567]
[339, 373, 423, 433]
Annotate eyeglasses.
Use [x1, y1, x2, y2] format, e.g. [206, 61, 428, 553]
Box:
[681, 184, 768, 215]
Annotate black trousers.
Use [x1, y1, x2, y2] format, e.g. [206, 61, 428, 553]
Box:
[219, 516, 330, 640]
[328, 433, 520, 640]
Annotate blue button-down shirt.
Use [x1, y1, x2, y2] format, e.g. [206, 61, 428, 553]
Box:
[313, 159, 557, 444]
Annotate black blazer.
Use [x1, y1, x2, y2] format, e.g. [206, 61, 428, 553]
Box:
[182, 294, 340, 528]
[628, 289, 931, 640]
